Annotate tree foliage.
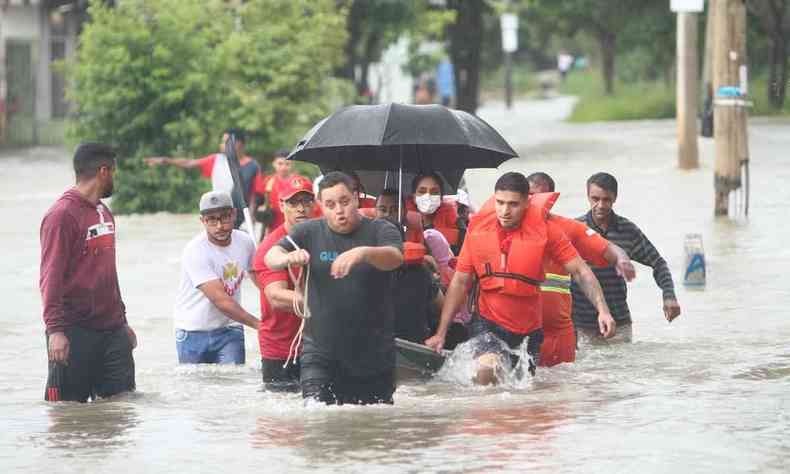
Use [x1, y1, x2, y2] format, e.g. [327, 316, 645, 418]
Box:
[524, 0, 656, 95]
[746, 0, 790, 107]
[339, 0, 453, 98]
[67, 0, 348, 214]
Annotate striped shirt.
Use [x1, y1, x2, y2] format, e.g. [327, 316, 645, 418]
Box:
[570, 211, 676, 328]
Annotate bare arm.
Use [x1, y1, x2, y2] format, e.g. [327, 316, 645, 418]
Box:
[330, 246, 403, 278]
[265, 245, 309, 270]
[248, 270, 262, 290]
[564, 256, 616, 338]
[603, 242, 636, 281]
[361, 246, 403, 271]
[264, 280, 302, 313]
[198, 280, 260, 330]
[425, 270, 472, 352]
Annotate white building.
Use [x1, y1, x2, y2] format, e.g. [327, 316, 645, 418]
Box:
[1, 0, 82, 146]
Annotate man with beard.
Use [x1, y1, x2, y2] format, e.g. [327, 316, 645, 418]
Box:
[251, 175, 315, 391]
[173, 191, 260, 364]
[265, 172, 403, 405]
[40, 143, 137, 402]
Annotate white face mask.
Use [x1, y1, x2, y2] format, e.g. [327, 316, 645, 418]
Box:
[415, 193, 441, 214]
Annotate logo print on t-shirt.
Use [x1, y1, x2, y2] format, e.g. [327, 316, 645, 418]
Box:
[319, 251, 338, 262]
[222, 262, 243, 296]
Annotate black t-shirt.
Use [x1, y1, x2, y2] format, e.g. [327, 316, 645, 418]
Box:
[278, 217, 403, 376]
[393, 264, 438, 344]
[232, 159, 260, 228]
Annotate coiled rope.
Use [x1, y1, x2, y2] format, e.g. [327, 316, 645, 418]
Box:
[283, 235, 310, 368]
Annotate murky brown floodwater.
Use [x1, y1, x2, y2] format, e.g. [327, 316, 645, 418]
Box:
[2, 97, 789, 473]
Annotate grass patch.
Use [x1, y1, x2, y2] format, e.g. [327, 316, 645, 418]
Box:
[560, 69, 790, 122]
[560, 69, 675, 122]
[748, 74, 790, 116]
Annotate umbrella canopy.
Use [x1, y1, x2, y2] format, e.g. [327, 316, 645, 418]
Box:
[289, 103, 518, 171]
[335, 169, 466, 196]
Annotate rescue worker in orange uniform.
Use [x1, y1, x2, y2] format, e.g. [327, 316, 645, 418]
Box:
[425, 172, 615, 385]
[526, 172, 636, 367]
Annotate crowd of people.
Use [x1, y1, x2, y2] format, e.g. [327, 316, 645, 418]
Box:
[39, 137, 681, 406]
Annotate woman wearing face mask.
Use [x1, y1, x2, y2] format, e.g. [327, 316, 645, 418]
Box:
[406, 172, 460, 249]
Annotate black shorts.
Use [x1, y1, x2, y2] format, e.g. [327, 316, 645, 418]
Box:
[300, 353, 395, 405]
[45, 325, 135, 402]
[261, 357, 300, 393]
[468, 314, 544, 376]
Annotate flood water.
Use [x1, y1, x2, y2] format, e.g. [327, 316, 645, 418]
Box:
[1, 97, 789, 473]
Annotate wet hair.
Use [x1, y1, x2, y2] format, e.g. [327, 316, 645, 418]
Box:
[377, 187, 406, 205]
[494, 172, 530, 196]
[526, 172, 555, 192]
[411, 171, 445, 197]
[318, 171, 354, 199]
[73, 142, 116, 180]
[587, 172, 618, 196]
[345, 170, 365, 193]
[272, 149, 290, 159]
[223, 128, 246, 143]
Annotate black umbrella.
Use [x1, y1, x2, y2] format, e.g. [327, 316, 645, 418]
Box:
[334, 169, 466, 196]
[289, 103, 517, 171]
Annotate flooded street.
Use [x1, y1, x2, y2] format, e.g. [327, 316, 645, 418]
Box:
[2, 97, 789, 473]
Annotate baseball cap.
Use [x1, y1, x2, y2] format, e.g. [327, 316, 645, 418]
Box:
[279, 175, 314, 201]
[199, 190, 233, 214]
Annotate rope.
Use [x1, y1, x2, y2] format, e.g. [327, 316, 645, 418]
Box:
[283, 235, 310, 369]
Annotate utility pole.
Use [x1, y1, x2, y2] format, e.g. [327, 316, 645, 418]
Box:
[712, 0, 750, 217]
[0, 7, 6, 145]
[672, 0, 703, 169]
[701, 0, 716, 107]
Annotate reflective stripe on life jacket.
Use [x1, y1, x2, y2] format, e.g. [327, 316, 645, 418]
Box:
[467, 192, 559, 298]
[540, 272, 571, 294]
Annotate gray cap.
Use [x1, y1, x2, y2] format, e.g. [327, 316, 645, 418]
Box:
[199, 190, 233, 214]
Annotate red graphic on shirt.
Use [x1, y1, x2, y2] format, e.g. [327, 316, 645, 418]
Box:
[222, 262, 244, 296]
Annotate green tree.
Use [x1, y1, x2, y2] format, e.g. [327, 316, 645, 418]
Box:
[67, 0, 348, 214]
[747, 0, 790, 107]
[338, 0, 453, 100]
[527, 0, 655, 95]
[446, 0, 489, 113]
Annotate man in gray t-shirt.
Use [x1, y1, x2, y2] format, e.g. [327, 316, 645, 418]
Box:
[265, 172, 403, 405]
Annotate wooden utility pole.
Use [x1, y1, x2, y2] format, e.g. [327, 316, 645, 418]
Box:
[701, 0, 716, 104]
[712, 0, 750, 217]
[676, 11, 699, 168]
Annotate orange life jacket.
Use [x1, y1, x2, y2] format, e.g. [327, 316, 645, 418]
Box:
[405, 198, 459, 246]
[358, 208, 426, 266]
[404, 211, 424, 244]
[467, 192, 559, 298]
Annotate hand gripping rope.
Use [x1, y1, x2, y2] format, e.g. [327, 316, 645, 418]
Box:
[283, 235, 310, 368]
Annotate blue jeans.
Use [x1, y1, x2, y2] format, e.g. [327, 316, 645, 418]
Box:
[175, 326, 245, 364]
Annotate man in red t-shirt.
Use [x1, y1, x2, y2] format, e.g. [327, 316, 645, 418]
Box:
[253, 150, 294, 239]
[250, 175, 314, 390]
[144, 129, 261, 228]
[425, 172, 615, 385]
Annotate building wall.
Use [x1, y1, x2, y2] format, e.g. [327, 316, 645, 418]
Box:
[1, 2, 75, 146]
[3, 5, 40, 39]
